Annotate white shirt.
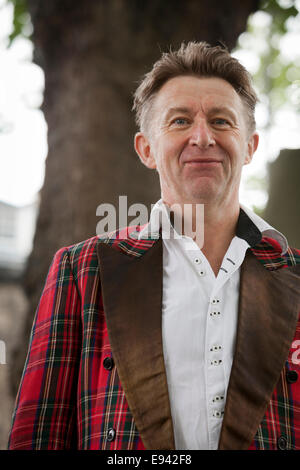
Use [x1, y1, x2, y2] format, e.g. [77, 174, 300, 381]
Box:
[138, 200, 287, 450]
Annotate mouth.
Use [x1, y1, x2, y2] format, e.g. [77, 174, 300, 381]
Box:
[184, 159, 222, 166]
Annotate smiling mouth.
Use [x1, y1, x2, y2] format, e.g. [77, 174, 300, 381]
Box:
[184, 159, 222, 165]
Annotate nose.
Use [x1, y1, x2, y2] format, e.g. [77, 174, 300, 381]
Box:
[189, 119, 215, 148]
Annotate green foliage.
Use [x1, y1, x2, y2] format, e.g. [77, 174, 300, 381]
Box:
[249, 0, 300, 123]
[7, 0, 31, 44]
[261, 0, 298, 33]
[6, 0, 300, 127]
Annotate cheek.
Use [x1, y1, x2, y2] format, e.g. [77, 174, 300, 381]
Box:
[226, 136, 247, 160]
[152, 134, 184, 174]
[155, 142, 174, 168]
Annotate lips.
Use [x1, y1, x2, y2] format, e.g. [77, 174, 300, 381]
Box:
[180, 147, 224, 166]
[185, 159, 221, 163]
[183, 158, 222, 165]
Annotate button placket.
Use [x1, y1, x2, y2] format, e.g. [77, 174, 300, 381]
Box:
[206, 293, 225, 428]
[209, 295, 221, 318]
[187, 250, 208, 277]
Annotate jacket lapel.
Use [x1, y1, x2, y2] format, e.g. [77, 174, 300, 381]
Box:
[97, 236, 175, 450]
[97, 226, 300, 451]
[218, 248, 300, 450]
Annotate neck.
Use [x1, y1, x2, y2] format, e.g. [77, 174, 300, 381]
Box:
[163, 198, 240, 276]
[201, 202, 240, 275]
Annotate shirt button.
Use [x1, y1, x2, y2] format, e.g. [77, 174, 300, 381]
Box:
[194, 257, 202, 264]
[210, 311, 221, 316]
[211, 298, 220, 305]
[107, 428, 116, 442]
[198, 269, 206, 276]
[277, 435, 288, 450]
[211, 359, 222, 366]
[213, 396, 224, 402]
[286, 370, 298, 384]
[213, 410, 224, 418]
[210, 345, 222, 351]
[103, 356, 114, 370]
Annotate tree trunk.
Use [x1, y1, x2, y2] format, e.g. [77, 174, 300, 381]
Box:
[10, 0, 259, 395]
[264, 148, 300, 248]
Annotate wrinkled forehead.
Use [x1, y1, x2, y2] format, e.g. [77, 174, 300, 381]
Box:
[153, 75, 245, 118]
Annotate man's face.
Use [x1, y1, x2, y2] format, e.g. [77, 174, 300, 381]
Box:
[135, 75, 258, 208]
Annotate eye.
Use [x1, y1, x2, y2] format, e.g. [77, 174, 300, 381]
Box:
[212, 118, 230, 126]
[172, 117, 189, 126]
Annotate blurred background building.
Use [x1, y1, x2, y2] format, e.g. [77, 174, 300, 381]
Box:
[0, 199, 38, 279]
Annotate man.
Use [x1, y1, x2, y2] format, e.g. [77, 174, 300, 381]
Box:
[8, 42, 300, 450]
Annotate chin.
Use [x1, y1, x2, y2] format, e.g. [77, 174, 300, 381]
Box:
[186, 183, 217, 203]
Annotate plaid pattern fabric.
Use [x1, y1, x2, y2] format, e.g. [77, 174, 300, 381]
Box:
[247, 237, 300, 450]
[8, 227, 300, 450]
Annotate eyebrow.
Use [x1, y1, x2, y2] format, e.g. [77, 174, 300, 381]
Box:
[206, 106, 237, 122]
[163, 107, 192, 123]
[162, 105, 238, 124]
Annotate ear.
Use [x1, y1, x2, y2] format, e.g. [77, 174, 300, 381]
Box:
[244, 131, 259, 165]
[134, 132, 157, 169]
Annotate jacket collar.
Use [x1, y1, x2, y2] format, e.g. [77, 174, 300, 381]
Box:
[96, 211, 300, 450]
[107, 203, 288, 261]
[135, 200, 288, 255]
[240, 203, 288, 255]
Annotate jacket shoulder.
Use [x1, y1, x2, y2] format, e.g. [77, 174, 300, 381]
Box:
[251, 236, 300, 270]
[65, 225, 144, 256]
[63, 224, 150, 273]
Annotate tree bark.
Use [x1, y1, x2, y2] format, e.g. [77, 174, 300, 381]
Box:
[11, 0, 260, 395]
[264, 148, 300, 248]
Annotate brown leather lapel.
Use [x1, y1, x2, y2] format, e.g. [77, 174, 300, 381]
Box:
[97, 239, 175, 450]
[219, 250, 300, 450]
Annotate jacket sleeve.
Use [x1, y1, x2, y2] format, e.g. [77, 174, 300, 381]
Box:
[8, 247, 82, 449]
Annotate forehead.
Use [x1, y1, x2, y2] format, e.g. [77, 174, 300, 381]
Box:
[153, 75, 244, 117]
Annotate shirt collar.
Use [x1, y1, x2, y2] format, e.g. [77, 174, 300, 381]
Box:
[137, 199, 288, 255]
[239, 203, 288, 254]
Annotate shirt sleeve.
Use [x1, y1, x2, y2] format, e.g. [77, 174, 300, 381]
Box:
[7, 246, 82, 449]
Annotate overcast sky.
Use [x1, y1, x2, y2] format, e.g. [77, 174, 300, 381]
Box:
[0, 0, 300, 209]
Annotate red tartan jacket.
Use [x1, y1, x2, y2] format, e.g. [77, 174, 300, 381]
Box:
[7, 216, 300, 450]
